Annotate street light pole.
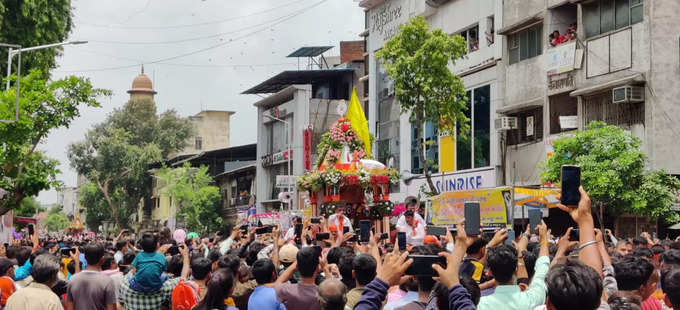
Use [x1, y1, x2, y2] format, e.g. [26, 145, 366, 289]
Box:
[264, 114, 293, 211]
[1, 40, 88, 123]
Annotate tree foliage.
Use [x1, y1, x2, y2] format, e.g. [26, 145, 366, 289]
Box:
[157, 163, 223, 235]
[0, 0, 73, 79]
[68, 99, 192, 229]
[78, 182, 114, 231]
[375, 16, 468, 194]
[0, 70, 110, 216]
[541, 121, 680, 222]
[15, 196, 43, 217]
[44, 206, 70, 232]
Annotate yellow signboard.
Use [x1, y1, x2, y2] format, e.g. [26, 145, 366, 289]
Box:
[439, 134, 455, 173]
[429, 187, 512, 227]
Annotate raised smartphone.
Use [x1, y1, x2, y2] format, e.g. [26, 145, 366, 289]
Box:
[529, 209, 542, 234]
[405, 255, 446, 276]
[505, 229, 515, 246]
[569, 228, 580, 241]
[561, 165, 581, 206]
[360, 220, 371, 243]
[426, 226, 447, 236]
[397, 232, 406, 251]
[464, 201, 481, 236]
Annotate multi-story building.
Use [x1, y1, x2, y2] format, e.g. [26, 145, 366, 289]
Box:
[180, 110, 234, 155]
[246, 42, 366, 212]
[140, 144, 257, 230]
[358, 0, 504, 201]
[496, 0, 680, 234]
[56, 186, 79, 219]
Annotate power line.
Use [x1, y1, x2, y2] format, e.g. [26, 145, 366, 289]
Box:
[89, 7, 303, 45]
[56, 0, 327, 73]
[69, 49, 297, 68]
[77, 0, 310, 30]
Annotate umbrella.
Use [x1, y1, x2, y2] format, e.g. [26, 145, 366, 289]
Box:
[667, 223, 680, 230]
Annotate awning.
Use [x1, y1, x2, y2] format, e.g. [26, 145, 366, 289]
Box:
[14, 217, 37, 224]
[514, 187, 561, 208]
[570, 73, 645, 97]
[242, 69, 355, 94]
[498, 13, 543, 35]
[496, 98, 544, 114]
[668, 223, 680, 230]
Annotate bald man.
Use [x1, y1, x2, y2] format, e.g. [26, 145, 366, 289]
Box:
[317, 279, 347, 310]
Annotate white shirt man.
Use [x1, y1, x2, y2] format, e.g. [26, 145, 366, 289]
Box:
[327, 206, 352, 232]
[396, 210, 425, 246]
[283, 217, 302, 242]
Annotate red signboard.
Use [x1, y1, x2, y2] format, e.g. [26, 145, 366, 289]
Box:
[303, 127, 312, 171]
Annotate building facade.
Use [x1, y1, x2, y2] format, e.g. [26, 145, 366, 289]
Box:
[56, 186, 79, 219]
[496, 0, 679, 234]
[139, 144, 257, 231]
[247, 43, 366, 211]
[359, 0, 505, 201]
[181, 110, 234, 155]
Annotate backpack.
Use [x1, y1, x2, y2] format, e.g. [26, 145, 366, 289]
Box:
[171, 279, 200, 310]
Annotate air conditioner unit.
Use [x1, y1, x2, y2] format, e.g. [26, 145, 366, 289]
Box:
[494, 117, 518, 131]
[612, 86, 644, 104]
[426, 0, 452, 7]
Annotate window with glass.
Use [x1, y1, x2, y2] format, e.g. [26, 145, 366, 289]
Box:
[411, 121, 439, 174]
[195, 137, 203, 150]
[457, 25, 480, 53]
[508, 24, 543, 65]
[549, 94, 578, 135]
[456, 85, 491, 171]
[584, 0, 643, 38]
[267, 115, 291, 153]
[507, 108, 544, 145]
[376, 59, 400, 167]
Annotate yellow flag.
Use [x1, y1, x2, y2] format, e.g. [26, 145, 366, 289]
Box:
[346, 87, 371, 156]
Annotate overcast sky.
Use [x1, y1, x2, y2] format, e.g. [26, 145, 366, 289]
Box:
[38, 0, 364, 204]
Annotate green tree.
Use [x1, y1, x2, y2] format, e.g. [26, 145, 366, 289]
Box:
[375, 16, 469, 195]
[78, 182, 114, 231]
[44, 206, 70, 232]
[0, 70, 110, 215]
[157, 163, 223, 235]
[541, 121, 680, 224]
[68, 99, 192, 229]
[0, 0, 73, 79]
[15, 196, 43, 217]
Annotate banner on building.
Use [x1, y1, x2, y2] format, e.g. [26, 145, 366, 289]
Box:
[545, 42, 576, 75]
[428, 187, 512, 227]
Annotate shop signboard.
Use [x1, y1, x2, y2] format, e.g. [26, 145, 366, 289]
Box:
[276, 175, 297, 188]
[545, 42, 576, 75]
[261, 149, 293, 167]
[428, 187, 512, 228]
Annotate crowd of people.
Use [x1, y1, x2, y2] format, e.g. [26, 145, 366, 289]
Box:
[0, 186, 678, 310]
[549, 24, 577, 47]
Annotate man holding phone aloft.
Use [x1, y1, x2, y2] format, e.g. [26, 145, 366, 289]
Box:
[396, 198, 424, 232]
[327, 205, 352, 232]
[396, 211, 425, 246]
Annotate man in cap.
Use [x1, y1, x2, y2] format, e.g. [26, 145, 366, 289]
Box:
[279, 244, 300, 284]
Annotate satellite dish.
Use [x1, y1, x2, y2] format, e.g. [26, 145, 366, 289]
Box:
[278, 192, 293, 204]
[386, 155, 395, 168]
